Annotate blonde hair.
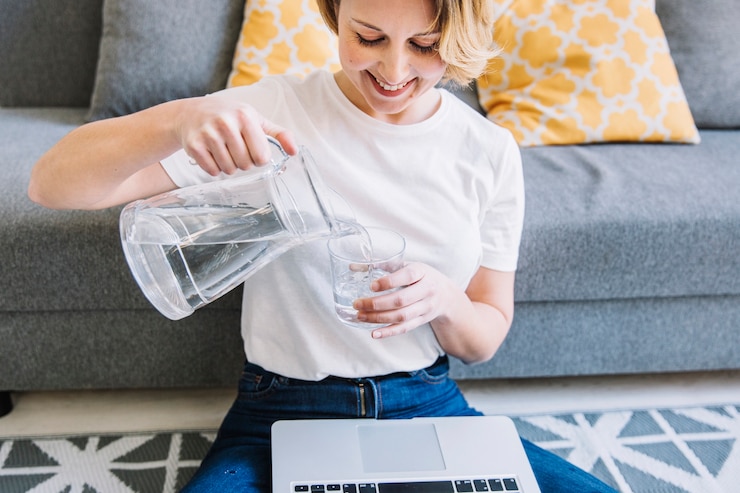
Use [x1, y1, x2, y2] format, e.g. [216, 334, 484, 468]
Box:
[316, 0, 498, 86]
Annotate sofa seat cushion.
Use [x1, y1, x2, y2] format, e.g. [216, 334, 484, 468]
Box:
[0, 108, 243, 314]
[515, 130, 740, 303]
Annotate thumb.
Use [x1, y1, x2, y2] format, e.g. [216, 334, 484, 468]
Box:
[262, 121, 298, 156]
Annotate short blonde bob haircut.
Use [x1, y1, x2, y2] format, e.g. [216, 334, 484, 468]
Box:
[315, 0, 498, 86]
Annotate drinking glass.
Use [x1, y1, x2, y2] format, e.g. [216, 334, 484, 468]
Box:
[328, 227, 405, 329]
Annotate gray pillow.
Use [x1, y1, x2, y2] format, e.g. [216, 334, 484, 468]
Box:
[656, 0, 740, 128]
[87, 0, 244, 121]
[0, 0, 102, 107]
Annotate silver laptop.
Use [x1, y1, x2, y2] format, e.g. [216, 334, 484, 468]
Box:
[271, 415, 541, 493]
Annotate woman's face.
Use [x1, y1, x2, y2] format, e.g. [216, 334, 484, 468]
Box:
[334, 0, 447, 124]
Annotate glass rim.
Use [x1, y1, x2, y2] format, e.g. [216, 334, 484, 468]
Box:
[327, 226, 405, 263]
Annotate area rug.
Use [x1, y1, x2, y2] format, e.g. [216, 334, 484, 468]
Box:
[1, 404, 738, 493]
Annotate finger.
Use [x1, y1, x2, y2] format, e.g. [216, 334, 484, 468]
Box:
[371, 315, 425, 339]
[187, 125, 241, 175]
[187, 147, 222, 176]
[262, 121, 298, 156]
[206, 140, 240, 175]
[236, 113, 274, 166]
[356, 286, 408, 312]
[370, 267, 413, 292]
[349, 263, 370, 273]
[221, 127, 253, 171]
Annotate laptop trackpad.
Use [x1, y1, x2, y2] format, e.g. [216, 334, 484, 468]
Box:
[357, 422, 446, 473]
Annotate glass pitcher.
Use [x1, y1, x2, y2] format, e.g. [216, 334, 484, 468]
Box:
[120, 138, 348, 320]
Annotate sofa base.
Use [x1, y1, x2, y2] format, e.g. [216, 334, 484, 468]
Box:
[2, 294, 737, 391]
[0, 308, 244, 391]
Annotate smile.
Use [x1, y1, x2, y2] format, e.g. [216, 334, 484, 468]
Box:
[374, 76, 410, 92]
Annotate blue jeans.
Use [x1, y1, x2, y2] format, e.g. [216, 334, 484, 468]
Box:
[182, 358, 616, 493]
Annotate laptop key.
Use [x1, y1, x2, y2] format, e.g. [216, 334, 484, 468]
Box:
[359, 484, 377, 493]
[312, 486, 326, 492]
[503, 478, 519, 491]
[473, 479, 489, 491]
[455, 480, 474, 492]
[295, 486, 309, 492]
[377, 481, 454, 492]
[343, 485, 357, 493]
[487, 479, 504, 491]
[327, 486, 341, 491]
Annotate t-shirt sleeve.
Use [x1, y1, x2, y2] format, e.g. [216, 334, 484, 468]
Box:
[479, 131, 525, 272]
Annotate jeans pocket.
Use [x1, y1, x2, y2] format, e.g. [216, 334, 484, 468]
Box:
[409, 356, 450, 384]
[237, 362, 285, 400]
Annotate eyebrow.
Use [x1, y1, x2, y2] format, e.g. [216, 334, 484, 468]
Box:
[350, 18, 440, 38]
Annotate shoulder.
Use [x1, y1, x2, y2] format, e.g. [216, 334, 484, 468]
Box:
[441, 89, 514, 135]
[439, 89, 520, 160]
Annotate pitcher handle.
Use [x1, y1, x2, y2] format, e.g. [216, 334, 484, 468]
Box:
[267, 136, 289, 171]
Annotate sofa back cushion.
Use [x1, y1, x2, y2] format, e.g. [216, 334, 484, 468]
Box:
[656, 0, 740, 129]
[0, 0, 103, 107]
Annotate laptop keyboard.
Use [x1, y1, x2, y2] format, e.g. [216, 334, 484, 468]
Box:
[292, 477, 522, 492]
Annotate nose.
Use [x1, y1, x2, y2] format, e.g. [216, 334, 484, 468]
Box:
[378, 43, 409, 85]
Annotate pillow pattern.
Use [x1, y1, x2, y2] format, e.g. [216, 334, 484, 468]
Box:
[227, 0, 340, 87]
[478, 0, 700, 146]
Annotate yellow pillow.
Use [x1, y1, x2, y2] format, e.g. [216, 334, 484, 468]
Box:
[478, 0, 700, 146]
[227, 0, 341, 87]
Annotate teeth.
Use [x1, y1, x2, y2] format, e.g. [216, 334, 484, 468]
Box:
[375, 77, 408, 91]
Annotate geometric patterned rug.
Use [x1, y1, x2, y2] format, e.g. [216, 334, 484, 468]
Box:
[512, 404, 740, 492]
[1, 404, 738, 493]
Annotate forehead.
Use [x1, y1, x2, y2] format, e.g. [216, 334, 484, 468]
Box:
[339, 0, 439, 33]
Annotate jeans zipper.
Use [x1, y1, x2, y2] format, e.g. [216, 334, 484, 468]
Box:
[358, 382, 367, 417]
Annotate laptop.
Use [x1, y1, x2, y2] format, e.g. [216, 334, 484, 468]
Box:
[271, 415, 541, 493]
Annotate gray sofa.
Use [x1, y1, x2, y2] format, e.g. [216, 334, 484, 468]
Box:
[2, 0, 739, 415]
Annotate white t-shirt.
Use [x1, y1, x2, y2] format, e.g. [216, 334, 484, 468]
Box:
[162, 70, 524, 380]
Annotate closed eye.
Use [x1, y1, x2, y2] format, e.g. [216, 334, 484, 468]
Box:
[411, 41, 437, 55]
[356, 33, 438, 55]
[356, 33, 383, 47]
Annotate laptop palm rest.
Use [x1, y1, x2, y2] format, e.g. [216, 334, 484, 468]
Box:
[358, 422, 446, 473]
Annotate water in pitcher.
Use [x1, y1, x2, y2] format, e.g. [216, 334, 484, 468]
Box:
[129, 203, 290, 311]
[124, 203, 367, 319]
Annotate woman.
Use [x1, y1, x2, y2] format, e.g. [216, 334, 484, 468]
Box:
[29, 0, 616, 491]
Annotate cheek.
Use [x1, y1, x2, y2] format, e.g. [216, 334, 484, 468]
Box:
[339, 41, 366, 70]
[418, 56, 447, 80]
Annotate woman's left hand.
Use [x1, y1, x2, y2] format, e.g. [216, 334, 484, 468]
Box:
[353, 262, 457, 339]
[353, 263, 515, 364]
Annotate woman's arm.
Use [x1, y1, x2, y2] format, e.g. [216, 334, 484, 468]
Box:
[354, 265, 515, 364]
[432, 267, 514, 363]
[28, 95, 297, 210]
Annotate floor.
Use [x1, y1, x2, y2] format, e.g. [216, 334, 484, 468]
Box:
[1, 370, 739, 438]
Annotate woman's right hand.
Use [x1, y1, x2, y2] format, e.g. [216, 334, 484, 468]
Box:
[176, 95, 298, 176]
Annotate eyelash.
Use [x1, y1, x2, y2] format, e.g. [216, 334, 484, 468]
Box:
[355, 34, 437, 55]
